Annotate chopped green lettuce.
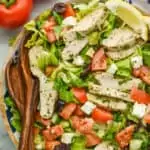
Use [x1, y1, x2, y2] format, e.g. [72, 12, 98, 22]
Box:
[5, 97, 21, 132]
[75, 0, 100, 20]
[115, 58, 132, 78]
[133, 128, 150, 150]
[88, 32, 100, 45]
[52, 11, 63, 25]
[36, 9, 51, 29]
[37, 53, 59, 70]
[54, 77, 75, 102]
[141, 44, 150, 67]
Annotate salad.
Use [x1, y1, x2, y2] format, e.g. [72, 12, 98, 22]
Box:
[4, 0, 150, 150]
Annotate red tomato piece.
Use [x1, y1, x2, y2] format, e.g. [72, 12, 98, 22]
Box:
[42, 129, 53, 141]
[36, 112, 51, 126]
[116, 125, 135, 148]
[43, 125, 64, 141]
[74, 105, 85, 117]
[63, 3, 76, 18]
[71, 116, 94, 134]
[85, 133, 101, 147]
[92, 108, 113, 123]
[140, 66, 150, 85]
[91, 49, 107, 71]
[72, 88, 87, 104]
[59, 103, 77, 120]
[132, 68, 141, 77]
[45, 141, 60, 150]
[47, 30, 57, 43]
[144, 114, 150, 124]
[130, 87, 150, 104]
[44, 17, 57, 32]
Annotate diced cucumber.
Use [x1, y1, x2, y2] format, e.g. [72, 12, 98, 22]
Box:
[60, 120, 70, 129]
[51, 113, 61, 124]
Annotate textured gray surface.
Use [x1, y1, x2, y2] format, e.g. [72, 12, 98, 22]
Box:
[0, 0, 149, 150]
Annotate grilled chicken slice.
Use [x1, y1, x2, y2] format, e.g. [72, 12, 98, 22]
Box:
[106, 45, 137, 60]
[63, 8, 106, 43]
[102, 27, 139, 50]
[89, 83, 133, 102]
[94, 72, 142, 91]
[87, 93, 128, 111]
[62, 39, 88, 60]
[29, 46, 58, 119]
[73, 8, 106, 35]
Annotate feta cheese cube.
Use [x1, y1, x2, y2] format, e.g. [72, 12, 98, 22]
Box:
[63, 16, 77, 27]
[61, 133, 75, 144]
[73, 56, 85, 66]
[81, 101, 96, 115]
[132, 102, 147, 118]
[131, 56, 143, 69]
[107, 64, 118, 74]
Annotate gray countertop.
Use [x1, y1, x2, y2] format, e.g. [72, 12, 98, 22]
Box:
[0, 0, 149, 150]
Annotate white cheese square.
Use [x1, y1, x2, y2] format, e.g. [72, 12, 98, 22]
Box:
[107, 64, 118, 74]
[132, 102, 147, 118]
[81, 101, 96, 115]
[73, 56, 85, 66]
[61, 133, 75, 144]
[131, 56, 143, 69]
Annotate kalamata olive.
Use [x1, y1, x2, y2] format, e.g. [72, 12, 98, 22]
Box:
[54, 143, 70, 150]
[53, 3, 66, 14]
[55, 100, 65, 112]
[80, 65, 91, 78]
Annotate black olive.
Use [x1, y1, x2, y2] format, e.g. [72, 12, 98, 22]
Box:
[53, 3, 66, 14]
[54, 143, 70, 150]
[80, 65, 91, 78]
[55, 100, 65, 112]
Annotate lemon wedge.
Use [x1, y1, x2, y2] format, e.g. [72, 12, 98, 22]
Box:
[106, 0, 148, 41]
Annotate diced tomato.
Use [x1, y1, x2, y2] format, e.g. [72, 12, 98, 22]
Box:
[59, 103, 77, 120]
[36, 112, 51, 126]
[43, 125, 64, 141]
[91, 49, 107, 71]
[92, 108, 113, 123]
[72, 88, 87, 104]
[74, 105, 85, 117]
[85, 133, 101, 147]
[45, 141, 60, 150]
[44, 17, 57, 32]
[50, 125, 64, 138]
[144, 114, 150, 124]
[116, 125, 135, 148]
[130, 87, 150, 104]
[42, 129, 53, 141]
[133, 66, 150, 85]
[132, 68, 141, 77]
[140, 66, 150, 85]
[63, 3, 76, 18]
[33, 127, 40, 136]
[46, 30, 57, 43]
[71, 116, 94, 134]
